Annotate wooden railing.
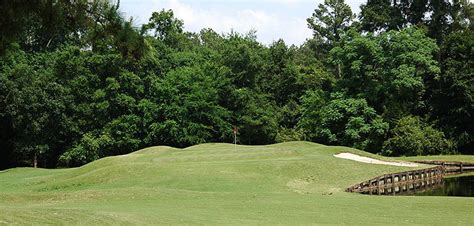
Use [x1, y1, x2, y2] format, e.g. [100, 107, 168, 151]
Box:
[347, 160, 474, 195]
[346, 166, 445, 195]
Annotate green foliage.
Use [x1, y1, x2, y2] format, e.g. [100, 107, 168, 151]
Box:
[359, 0, 402, 31]
[145, 64, 232, 147]
[299, 92, 388, 152]
[232, 88, 279, 145]
[1, 1, 473, 169]
[1, 53, 72, 166]
[332, 27, 439, 119]
[430, 30, 474, 152]
[0, 0, 93, 53]
[359, 0, 473, 43]
[59, 133, 112, 167]
[260, 40, 302, 106]
[275, 127, 304, 143]
[382, 116, 456, 156]
[307, 0, 355, 43]
[143, 9, 184, 48]
[103, 115, 144, 155]
[219, 32, 265, 89]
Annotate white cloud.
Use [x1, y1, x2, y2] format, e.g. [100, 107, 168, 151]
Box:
[121, 0, 362, 45]
[158, 0, 311, 45]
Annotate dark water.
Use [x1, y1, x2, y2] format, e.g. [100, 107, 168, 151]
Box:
[413, 175, 474, 197]
[359, 174, 474, 196]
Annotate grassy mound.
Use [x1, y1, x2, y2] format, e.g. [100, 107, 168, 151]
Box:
[0, 141, 472, 224]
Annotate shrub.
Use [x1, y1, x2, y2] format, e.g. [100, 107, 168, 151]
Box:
[382, 116, 456, 156]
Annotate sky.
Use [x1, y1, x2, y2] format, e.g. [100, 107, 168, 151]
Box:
[120, 0, 366, 46]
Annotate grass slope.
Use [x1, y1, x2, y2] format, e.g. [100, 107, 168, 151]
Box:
[0, 142, 473, 225]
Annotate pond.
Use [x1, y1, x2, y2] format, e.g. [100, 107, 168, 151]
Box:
[358, 173, 474, 197]
[410, 174, 474, 197]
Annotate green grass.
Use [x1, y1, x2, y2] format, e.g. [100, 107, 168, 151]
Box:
[396, 154, 474, 162]
[1, 141, 473, 225]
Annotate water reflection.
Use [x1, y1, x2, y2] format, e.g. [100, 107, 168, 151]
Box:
[412, 175, 474, 197]
[360, 174, 474, 197]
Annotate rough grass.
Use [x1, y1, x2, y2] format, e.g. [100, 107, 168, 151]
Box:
[0, 141, 473, 225]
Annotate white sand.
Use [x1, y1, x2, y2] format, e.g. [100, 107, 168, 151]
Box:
[334, 153, 419, 167]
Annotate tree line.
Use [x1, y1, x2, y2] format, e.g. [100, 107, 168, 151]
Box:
[0, 0, 472, 169]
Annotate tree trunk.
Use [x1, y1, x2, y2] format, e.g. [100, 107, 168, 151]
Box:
[34, 153, 37, 168]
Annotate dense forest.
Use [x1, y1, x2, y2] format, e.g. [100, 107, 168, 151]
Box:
[0, 0, 472, 169]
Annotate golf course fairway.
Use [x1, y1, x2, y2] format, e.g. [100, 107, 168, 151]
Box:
[0, 141, 473, 224]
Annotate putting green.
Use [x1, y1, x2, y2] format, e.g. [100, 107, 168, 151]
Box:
[0, 142, 472, 224]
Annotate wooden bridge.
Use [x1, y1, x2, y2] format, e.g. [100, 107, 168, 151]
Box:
[346, 160, 474, 195]
[346, 166, 445, 195]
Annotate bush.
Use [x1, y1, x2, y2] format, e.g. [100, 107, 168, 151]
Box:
[59, 133, 111, 167]
[298, 92, 389, 152]
[275, 127, 304, 143]
[382, 116, 456, 156]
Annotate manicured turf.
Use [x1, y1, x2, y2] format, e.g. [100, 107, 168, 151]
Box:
[0, 142, 473, 224]
[396, 154, 474, 163]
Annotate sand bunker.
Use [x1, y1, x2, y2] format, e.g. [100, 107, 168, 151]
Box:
[334, 153, 419, 167]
